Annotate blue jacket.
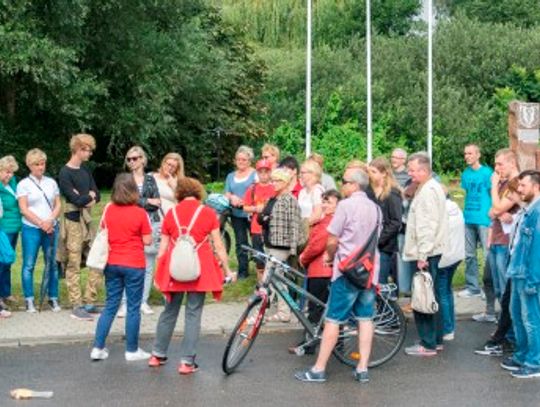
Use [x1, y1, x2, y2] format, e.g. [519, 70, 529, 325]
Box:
[507, 197, 540, 285]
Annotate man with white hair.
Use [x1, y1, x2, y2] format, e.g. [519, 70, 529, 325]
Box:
[295, 167, 381, 384]
[390, 148, 410, 188]
[403, 152, 448, 356]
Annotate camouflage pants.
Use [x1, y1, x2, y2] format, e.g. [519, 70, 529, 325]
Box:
[64, 219, 102, 307]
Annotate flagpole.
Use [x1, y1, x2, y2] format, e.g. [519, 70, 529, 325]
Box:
[427, 0, 433, 161]
[305, 0, 312, 158]
[366, 0, 372, 162]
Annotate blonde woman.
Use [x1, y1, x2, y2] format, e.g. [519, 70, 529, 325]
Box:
[261, 143, 280, 169]
[153, 153, 184, 217]
[298, 160, 325, 226]
[17, 149, 62, 313]
[224, 146, 256, 279]
[118, 146, 161, 316]
[0, 156, 21, 315]
[366, 157, 403, 284]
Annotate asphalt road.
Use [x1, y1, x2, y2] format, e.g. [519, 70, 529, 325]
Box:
[1, 321, 538, 407]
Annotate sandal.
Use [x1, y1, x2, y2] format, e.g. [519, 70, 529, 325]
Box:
[265, 313, 291, 323]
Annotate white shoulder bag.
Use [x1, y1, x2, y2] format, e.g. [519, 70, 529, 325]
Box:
[86, 204, 111, 272]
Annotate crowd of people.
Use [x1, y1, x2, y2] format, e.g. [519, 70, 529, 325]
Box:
[0, 135, 539, 381]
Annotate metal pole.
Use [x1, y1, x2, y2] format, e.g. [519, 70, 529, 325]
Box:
[427, 0, 433, 162]
[366, 0, 372, 162]
[305, 0, 312, 158]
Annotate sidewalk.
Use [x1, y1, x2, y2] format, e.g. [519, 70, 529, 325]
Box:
[0, 294, 489, 348]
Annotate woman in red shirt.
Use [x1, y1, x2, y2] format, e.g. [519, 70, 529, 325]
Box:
[91, 173, 153, 362]
[289, 189, 341, 355]
[150, 177, 236, 374]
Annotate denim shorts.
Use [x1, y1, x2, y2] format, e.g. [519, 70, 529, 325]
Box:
[325, 276, 376, 323]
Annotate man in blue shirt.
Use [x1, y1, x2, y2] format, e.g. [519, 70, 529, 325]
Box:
[501, 170, 540, 378]
[460, 144, 492, 298]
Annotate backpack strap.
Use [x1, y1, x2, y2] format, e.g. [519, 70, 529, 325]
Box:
[172, 204, 206, 243]
[99, 203, 111, 230]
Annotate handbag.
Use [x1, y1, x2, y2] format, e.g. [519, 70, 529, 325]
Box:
[337, 210, 381, 290]
[0, 229, 15, 265]
[411, 269, 439, 314]
[86, 204, 111, 272]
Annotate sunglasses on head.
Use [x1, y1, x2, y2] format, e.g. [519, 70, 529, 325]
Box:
[126, 156, 141, 163]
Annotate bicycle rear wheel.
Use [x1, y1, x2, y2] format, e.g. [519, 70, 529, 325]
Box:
[333, 296, 406, 368]
[222, 297, 267, 374]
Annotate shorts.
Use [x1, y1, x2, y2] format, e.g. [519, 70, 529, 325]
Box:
[325, 276, 376, 323]
[251, 234, 265, 269]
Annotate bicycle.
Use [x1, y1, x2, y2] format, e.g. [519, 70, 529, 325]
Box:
[205, 193, 232, 255]
[222, 245, 407, 374]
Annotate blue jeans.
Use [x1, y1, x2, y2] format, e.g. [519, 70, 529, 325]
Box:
[21, 224, 59, 300]
[413, 255, 443, 350]
[0, 232, 18, 298]
[488, 244, 509, 301]
[231, 216, 250, 278]
[397, 234, 414, 293]
[437, 262, 460, 335]
[378, 251, 393, 284]
[94, 264, 145, 352]
[464, 224, 489, 294]
[510, 278, 540, 368]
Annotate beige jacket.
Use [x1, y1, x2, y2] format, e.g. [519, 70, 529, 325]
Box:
[403, 178, 448, 262]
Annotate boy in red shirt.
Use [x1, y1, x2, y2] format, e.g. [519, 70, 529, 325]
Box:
[243, 159, 275, 281]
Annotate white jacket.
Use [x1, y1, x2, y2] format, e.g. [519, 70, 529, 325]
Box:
[403, 178, 448, 261]
[439, 199, 465, 268]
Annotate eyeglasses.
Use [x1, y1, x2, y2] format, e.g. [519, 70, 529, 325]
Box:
[82, 147, 93, 153]
[126, 156, 141, 162]
[262, 155, 271, 160]
[342, 178, 354, 185]
[271, 179, 285, 183]
[391, 156, 405, 160]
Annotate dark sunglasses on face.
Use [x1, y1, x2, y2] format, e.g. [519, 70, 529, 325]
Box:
[127, 156, 141, 163]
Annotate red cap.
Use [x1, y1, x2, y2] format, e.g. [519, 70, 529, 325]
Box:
[256, 159, 272, 171]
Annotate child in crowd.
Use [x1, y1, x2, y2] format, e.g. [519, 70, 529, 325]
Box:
[243, 159, 275, 282]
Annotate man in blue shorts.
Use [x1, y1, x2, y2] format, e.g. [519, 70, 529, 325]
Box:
[295, 167, 381, 384]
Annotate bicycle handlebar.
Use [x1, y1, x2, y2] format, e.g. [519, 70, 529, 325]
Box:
[241, 245, 305, 279]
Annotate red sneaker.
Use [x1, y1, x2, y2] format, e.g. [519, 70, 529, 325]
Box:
[148, 355, 168, 367]
[178, 362, 199, 375]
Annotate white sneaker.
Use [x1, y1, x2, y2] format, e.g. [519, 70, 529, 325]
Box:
[117, 303, 127, 318]
[140, 303, 154, 315]
[0, 309, 12, 318]
[125, 348, 151, 362]
[472, 312, 497, 323]
[90, 347, 109, 361]
[457, 289, 482, 298]
[442, 332, 455, 341]
[26, 299, 37, 314]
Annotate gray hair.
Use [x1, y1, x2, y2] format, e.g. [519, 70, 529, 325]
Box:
[408, 151, 432, 171]
[349, 168, 369, 190]
[236, 145, 254, 162]
[392, 148, 407, 159]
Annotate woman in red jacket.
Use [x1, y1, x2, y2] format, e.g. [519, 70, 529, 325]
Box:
[150, 177, 236, 374]
[289, 189, 341, 355]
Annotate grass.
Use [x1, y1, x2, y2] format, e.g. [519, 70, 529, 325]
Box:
[7, 182, 482, 309]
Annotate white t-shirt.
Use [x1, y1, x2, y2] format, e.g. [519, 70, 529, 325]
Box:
[16, 175, 59, 228]
[154, 176, 177, 218]
[298, 184, 324, 219]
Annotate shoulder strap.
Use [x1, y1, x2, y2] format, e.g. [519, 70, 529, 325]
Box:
[187, 205, 204, 233]
[27, 177, 54, 210]
[99, 203, 111, 229]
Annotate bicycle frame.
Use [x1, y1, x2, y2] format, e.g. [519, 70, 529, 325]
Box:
[264, 261, 327, 341]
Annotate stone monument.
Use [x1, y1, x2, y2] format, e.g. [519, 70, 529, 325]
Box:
[508, 101, 540, 171]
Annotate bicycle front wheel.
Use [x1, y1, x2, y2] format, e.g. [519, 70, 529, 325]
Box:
[222, 297, 267, 374]
[333, 296, 406, 368]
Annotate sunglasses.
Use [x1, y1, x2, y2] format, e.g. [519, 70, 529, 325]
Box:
[126, 156, 141, 163]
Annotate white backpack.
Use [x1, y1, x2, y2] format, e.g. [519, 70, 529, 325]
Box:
[411, 269, 439, 314]
[169, 205, 206, 282]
